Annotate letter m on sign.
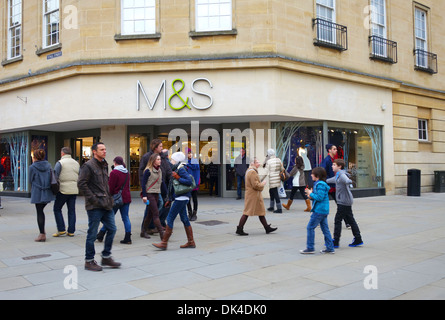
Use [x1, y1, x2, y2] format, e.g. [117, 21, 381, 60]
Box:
[137, 80, 166, 111]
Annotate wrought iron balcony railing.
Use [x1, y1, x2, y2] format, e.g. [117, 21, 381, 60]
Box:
[369, 36, 398, 64]
[312, 18, 348, 51]
[414, 49, 438, 74]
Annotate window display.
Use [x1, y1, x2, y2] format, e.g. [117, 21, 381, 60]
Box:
[274, 122, 383, 190]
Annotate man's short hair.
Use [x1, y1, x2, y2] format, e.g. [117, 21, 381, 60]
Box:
[91, 142, 105, 152]
[61, 147, 72, 155]
[150, 139, 163, 152]
[334, 159, 345, 169]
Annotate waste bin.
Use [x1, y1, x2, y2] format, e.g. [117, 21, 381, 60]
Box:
[434, 171, 445, 193]
[407, 169, 421, 196]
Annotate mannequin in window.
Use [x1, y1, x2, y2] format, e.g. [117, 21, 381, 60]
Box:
[298, 141, 313, 188]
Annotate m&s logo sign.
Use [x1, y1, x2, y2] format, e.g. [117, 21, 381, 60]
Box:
[137, 78, 214, 111]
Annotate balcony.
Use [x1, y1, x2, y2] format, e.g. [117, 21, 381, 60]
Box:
[369, 36, 398, 64]
[312, 18, 348, 51]
[414, 49, 438, 74]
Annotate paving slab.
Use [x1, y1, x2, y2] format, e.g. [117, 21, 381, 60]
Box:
[0, 193, 444, 301]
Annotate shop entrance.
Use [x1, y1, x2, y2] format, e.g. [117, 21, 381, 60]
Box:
[70, 137, 97, 165]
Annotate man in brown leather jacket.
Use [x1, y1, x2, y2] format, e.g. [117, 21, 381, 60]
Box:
[78, 142, 121, 271]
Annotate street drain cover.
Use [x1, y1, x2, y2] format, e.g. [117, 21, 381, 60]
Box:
[196, 220, 228, 226]
[22, 254, 51, 261]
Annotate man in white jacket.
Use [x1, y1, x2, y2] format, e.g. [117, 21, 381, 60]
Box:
[264, 149, 284, 213]
[53, 147, 80, 237]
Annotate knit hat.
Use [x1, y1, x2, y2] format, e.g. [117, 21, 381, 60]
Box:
[171, 152, 186, 163]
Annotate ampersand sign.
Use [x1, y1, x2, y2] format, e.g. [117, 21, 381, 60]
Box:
[169, 79, 191, 110]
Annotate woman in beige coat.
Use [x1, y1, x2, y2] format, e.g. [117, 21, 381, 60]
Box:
[236, 158, 277, 236]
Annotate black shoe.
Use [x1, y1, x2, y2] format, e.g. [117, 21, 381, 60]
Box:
[267, 207, 274, 212]
[265, 225, 277, 234]
[273, 209, 282, 214]
[333, 238, 339, 248]
[189, 210, 197, 221]
[236, 226, 249, 236]
[236, 197, 242, 200]
[120, 232, 132, 244]
[96, 230, 105, 242]
[349, 238, 364, 247]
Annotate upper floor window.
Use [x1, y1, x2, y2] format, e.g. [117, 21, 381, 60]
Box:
[315, 0, 337, 44]
[121, 0, 156, 35]
[196, 0, 232, 32]
[316, 0, 335, 23]
[43, 0, 60, 48]
[418, 119, 428, 141]
[370, 0, 386, 39]
[7, 0, 22, 59]
[414, 8, 428, 67]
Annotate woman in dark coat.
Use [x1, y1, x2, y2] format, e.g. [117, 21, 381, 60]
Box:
[29, 149, 55, 242]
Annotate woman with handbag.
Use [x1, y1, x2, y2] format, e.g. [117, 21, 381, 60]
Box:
[97, 157, 132, 244]
[29, 149, 55, 242]
[153, 152, 195, 251]
[140, 153, 164, 240]
[282, 156, 311, 212]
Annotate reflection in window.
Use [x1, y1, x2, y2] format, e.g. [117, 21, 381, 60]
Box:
[274, 122, 383, 190]
[0, 132, 29, 192]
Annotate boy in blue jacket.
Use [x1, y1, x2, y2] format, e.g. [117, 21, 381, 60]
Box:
[300, 167, 335, 254]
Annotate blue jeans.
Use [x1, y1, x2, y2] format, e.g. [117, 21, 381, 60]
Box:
[166, 199, 190, 229]
[237, 174, 245, 198]
[85, 208, 116, 261]
[101, 203, 131, 233]
[306, 212, 334, 251]
[53, 193, 77, 234]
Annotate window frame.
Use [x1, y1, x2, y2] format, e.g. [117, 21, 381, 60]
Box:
[7, 0, 22, 60]
[42, 0, 60, 49]
[120, 0, 157, 36]
[370, 0, 387, 57]
[418, 119, 429, 142]
[316, 0, 337, 44]
[195, 0, 233, 33]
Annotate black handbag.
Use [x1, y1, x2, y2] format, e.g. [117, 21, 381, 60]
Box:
[112, 173, 128, 208]
[50, 169, 60, 195]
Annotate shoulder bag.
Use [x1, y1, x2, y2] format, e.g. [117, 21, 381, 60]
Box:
[113, 173, 128, 208]
[50, 169, 60, 195]
[172, 165, 196, 196]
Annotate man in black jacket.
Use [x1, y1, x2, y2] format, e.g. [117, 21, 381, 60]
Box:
[78, 142, 121, 272]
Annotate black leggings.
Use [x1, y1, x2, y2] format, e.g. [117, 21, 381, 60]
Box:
[35, 203, 47, 234]
[187, 190, 198, 212]
[289, 186, 308, 200]
[238, 214, 269, 228]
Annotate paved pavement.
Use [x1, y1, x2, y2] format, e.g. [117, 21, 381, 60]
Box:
[0, 193, 444, 300]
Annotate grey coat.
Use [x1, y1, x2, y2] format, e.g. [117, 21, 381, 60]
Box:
[326, 170, 353, 206]
[29, 160, 55, 204]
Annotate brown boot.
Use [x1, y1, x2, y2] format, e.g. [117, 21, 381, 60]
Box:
[282, 200, 293, 210]
[152, 226, 173, 250]
[35, 233, 46, 242]
[180, 226, 196, 249]
[304, 199, 312, 212]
